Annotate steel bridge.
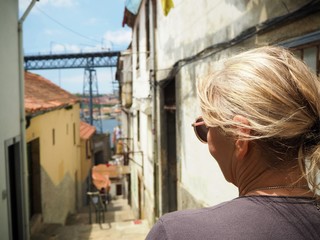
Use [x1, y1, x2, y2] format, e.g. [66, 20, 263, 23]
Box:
[24, 51, 121, 132]
[24, 51, 120, 70]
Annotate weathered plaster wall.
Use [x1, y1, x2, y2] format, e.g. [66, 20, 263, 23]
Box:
[26, 104, 81, 224]
[155, 0, 316, 209]
[126, 0, 320, 225]
[0, 1, 21, 238]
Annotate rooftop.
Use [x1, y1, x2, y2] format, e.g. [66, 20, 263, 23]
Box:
[80, 121, 96, 140]
[25, 71, 79, 115]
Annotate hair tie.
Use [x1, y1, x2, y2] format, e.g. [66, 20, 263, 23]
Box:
[304, 120, 320, 148]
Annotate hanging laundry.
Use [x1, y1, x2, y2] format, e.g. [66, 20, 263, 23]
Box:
[161, 0, 174, 16]
[125, 0, 142, 15]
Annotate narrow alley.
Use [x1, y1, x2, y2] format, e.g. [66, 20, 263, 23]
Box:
[2, 1, 320, 239]
[31, 196, 150, 240]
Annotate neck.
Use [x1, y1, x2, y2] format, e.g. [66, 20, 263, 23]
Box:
[243, 184, 313, 197]
[235, 151, 311, 197]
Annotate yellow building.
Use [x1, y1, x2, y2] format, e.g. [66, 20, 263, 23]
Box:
[79, 121, 96, 206]
[25, 71, 81, 224]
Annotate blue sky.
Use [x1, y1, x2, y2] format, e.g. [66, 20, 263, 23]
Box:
[19, 0, 132, 94]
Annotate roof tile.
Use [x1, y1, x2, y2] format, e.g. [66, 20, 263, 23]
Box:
[80, 121, 96, 140]
[25, 71, 79, 115]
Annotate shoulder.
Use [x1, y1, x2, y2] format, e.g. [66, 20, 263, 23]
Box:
[145, 196, 320, 240]
[159, 196, 261, 224]
[146, 198, 246, 240]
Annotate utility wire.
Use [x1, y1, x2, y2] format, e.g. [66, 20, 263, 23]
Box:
[165, 0, 320, 81]
[35, 6, 102, 44]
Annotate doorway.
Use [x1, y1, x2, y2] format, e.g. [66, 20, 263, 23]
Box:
[27, 138, 42, 218]
[5, 137, 24, 240]
[163, 79, 177, 212]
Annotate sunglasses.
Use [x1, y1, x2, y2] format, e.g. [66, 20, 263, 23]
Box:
[192, 117, 208, 143]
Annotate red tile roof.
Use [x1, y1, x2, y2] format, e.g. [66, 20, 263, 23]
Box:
[25, 71, 79, 115]
[80, 121, 96, 140]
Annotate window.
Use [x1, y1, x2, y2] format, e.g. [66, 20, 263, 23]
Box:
[292, 44, 320, 76]
[137, 110, 140, 143]
[136, 24, 140, 69]
[86, 140, 91, 159]
[147, 115, 152, 159]
[145, 0, 150, 58]
[152, 0, 157, 29]
[279, 31, 320, 76]
[52, 129, 55, 145]
[73, 123, 76, 145]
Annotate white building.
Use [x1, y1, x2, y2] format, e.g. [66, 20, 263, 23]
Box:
[0, 0, 30, 239]
[117, 0, 320, 226]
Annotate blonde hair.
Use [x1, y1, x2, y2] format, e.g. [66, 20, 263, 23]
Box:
[197, 46, 320, 195]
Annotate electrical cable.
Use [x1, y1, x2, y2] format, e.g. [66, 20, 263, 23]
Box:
[35, 6, 102, 44]
[165, 0, 320, 81]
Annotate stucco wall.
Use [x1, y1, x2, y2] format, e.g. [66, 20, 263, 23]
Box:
[154, 0, 318, 209]
[175, 57, 239, 208]
[155, 0, 308, 71]
[130, 161, 143, 219]
[80, 138, 93, 207]
[0, 0, 22, 238]
[26, 104, 81, 224]
[80, 139, 93, 183]
[126, 0, 320, 225]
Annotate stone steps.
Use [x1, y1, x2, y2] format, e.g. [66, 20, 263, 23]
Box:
[31, 198, 150, 240]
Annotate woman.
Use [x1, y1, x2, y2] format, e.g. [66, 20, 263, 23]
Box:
[146, 46, 320, 239]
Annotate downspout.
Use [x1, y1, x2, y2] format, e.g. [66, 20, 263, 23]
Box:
[150, 0, 159, 223]
[18, 1, 39, 239]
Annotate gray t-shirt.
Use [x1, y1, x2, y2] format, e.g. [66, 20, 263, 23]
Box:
[146, 196, 320, 240]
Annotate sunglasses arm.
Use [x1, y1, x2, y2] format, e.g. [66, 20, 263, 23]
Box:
[192, 121, 205, 127]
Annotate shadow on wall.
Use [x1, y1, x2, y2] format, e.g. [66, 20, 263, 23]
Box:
[41, 167, 75, 224]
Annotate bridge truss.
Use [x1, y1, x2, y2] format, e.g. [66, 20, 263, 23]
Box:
[24, 51, 119, 70]
[24, 51, 120, 132]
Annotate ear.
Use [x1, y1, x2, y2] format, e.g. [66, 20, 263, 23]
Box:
[233, 115, 250, 161]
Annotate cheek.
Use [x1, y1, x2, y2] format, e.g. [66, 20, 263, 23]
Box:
[207, 128, 236, 182]
[207, 128, 220, 159]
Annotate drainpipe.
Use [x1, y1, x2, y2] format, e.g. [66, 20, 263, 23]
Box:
[150, 0, 159, 223]
[18, 1, 39, 239]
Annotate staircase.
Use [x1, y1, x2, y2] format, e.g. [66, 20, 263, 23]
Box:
[31, 197, 150, 240]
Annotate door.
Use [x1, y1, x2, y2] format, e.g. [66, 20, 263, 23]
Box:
[27, 138, 42, 218]
[5, 137, 24, 240]
[163, 79, 177, 212]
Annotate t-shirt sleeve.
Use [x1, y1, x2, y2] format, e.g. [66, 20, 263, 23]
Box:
[145, 219, 168, 240]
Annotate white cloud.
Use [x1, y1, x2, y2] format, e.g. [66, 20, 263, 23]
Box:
[103, 29, 132, 48]
[81, 45, 102, 52]
[51, 43, 80, 53]
[50, 43, 108, 54]
[65, 44, 81, 52]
